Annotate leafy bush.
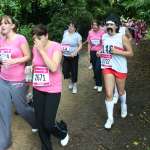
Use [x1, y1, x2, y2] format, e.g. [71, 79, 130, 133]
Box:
[47, 13, 70, 42]
[18, 24, 33, 45]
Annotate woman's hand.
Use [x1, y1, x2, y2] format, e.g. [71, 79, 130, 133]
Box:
[111, 46, 120, 55]
[70, 50, 78, 57]
[2, 58, 17, 66]
[34, 38, 45, 53]
[96, 50, 101, 57]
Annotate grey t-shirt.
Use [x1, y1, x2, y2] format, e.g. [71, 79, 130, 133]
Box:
[61, 30, 82, 56]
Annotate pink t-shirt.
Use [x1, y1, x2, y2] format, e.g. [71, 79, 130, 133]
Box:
[87, 30, 105, 51]
[0, 34, 27, 81]
[32, 41, 62, 93]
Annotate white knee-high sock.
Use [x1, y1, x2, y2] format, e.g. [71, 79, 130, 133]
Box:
[105, 100, 114, 120]
[120, 91, 126, 105]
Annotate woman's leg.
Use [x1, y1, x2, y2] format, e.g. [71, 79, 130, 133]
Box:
[0, 79, 12, 150]
[90, 51, 97, 86]
[62, 57, 73, 90]
[70, 55, 79, 93]
[116, 78, 127, 118]
[103, 74, 115, 129]
[33, 89, 52, 150]
[44, 93, 61, 131]
[11, 82, 36, 129]
[62, 56, 71, 80]
[95, 57, 103, 92]
[44, 93, 69, 147]
[43, 93, 61, 149]
[113, 82, 119, 104]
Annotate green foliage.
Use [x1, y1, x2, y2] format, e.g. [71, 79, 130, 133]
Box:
[0, 0, 21, 17]
[48, 13, 70, 42]
[18, 25, 33, 45]
[121, 0, 150, 22]
[0, 0, 149, 42]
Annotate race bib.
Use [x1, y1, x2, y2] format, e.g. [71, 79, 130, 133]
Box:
[101, 45, 113, 68]
[61, 44, 70, 52]
[0, 48, 11, 61]
[91, 39, 100, 46]
[33, 66, 50, 87]
[101, 53, 112, 68]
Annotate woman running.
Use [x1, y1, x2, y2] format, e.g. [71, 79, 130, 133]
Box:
[0, 15, 36, 150]
[100, 15, 133, 129]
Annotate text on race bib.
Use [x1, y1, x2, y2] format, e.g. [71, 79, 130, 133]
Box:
[101, 54, 112, 68]
[101, 45, 113, 68]
[101, 45, 113, 54]
[61, 44, 70, 52]
[33, 66, 50, 87]
[91, 39, 100, 46]
[0, 48, 11, 61]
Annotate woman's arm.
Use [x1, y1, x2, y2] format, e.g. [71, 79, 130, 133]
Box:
[111, 35, 134, 57]
[71, 40, 82, 57]
[39, 48, 62, 72]
[3, 42, 31, 65]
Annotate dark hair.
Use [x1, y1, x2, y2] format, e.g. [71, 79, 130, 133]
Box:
[105, 14, 121, 33]
[0, 15, 19, 32]
[32, 24, 48, 36]
[69, 20, 78, 30]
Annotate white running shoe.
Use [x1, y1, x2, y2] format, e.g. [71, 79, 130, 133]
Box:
[104, 118, 114, 129]
[113, 94, 119, 104]
[93, 86, 98, 90]
[97, 86, 102, 92]
[32, 128, 38, 133]
[68, 82, 73, 89]
[72, 84, 77, 94]
[121, 104, 127, 118]
[61, 133, 69, 146]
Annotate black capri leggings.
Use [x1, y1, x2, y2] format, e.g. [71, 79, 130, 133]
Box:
[33, 89, 65, 150]
[62, 55, 79, 83]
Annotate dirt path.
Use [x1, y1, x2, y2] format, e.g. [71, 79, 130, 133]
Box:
[11, 41, 150, 150]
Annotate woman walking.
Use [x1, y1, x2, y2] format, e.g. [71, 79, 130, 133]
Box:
[32, 24, 69, 150]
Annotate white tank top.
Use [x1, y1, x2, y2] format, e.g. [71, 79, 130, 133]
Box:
[101, 33, 127, 73]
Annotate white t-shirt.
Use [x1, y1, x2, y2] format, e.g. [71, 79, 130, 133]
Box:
[61, 30, 82, 56]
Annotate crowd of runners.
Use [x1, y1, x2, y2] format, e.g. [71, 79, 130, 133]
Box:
[0, 13, 146, 150]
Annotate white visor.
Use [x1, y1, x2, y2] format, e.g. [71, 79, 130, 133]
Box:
[106, 21, 115, 25]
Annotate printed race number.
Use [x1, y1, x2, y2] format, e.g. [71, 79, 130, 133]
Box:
[91, 39, 100, 46]
[33, 66, 50, 87]
[101, 53, 112, 68]
[61, 44, 70, 52]
[0, 48, 11, 61]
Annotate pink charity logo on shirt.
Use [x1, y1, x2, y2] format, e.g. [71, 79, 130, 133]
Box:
[33, 66, 50, 87]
